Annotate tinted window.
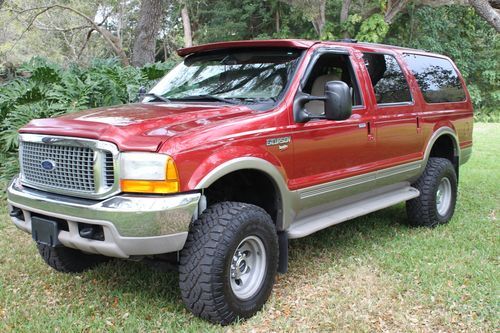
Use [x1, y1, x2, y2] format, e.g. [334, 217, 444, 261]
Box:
[362, 53, 412, 104]
[403, 54, 466, 103]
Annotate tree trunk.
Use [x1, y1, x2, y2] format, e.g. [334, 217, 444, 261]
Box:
[311, 0, 326, 37]
[131, 0, 165, 67]
[340, 0, 352, 38]
[385, 0, 410, 24]
[469, 0, 500, 32]
[181, 4, 192, 47]
[276, 6, 280, 33]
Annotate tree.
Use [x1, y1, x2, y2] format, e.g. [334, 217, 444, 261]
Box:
[131, 0, 166, 67]
[5, 3, 130, 65]
[385, 0, 411, 24]
[469, 0, 500, 32]
[181, 1, 192, 47]
[280, 0, 326, 37]
[340, 0, 352, 37]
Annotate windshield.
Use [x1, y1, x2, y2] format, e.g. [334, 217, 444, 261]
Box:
[146, 48, 302, 103]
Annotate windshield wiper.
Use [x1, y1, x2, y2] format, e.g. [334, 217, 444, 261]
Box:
[242, 97, 276, 102]
[143, 93, 170, 102]
[172, 94, 239, 104]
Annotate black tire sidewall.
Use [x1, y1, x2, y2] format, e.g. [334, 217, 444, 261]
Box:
[221, 215, 278, 318]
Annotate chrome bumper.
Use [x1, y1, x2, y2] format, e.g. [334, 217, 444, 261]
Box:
[7, 177, 200, 258]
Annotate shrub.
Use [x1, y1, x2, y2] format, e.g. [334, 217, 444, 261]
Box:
[0, 57, 176, 194]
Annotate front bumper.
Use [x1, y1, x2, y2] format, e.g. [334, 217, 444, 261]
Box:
[7, 177, 200, 258]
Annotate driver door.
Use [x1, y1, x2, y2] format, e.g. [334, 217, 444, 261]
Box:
[288, 49, 378, 211]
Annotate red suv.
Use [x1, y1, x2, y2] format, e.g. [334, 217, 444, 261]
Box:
[7, 39, 473, 324]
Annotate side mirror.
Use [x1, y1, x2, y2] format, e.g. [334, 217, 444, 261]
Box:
[324, 81, 352, 121]
[293, 80, 352, 123]
[138, 86, 147, 100]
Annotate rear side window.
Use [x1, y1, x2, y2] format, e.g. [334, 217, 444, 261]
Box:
[403, 54, 466, 103]
[362, 53, 412, 105]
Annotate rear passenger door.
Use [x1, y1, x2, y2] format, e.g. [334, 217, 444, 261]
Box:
[362, 52, 423, 170]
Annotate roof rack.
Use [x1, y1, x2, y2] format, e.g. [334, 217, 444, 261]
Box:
[335, 38, 358, 43]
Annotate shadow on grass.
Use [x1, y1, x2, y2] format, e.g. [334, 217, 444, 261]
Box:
[79, 203, 414, 310]
[288, 203, 412, 265]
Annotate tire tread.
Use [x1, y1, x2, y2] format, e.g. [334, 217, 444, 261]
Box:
[179, 201, 277, 325]
[37, 243, 108, 273]
[406, 157, 457, 227]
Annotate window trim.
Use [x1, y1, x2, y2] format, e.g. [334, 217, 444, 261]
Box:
[361, 51, 415, 108]
[402, 52, 467, 105]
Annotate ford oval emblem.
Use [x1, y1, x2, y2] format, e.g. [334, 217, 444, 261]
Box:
[41, 160, 56, 171]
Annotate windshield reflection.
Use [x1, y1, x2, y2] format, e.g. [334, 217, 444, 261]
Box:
[146, 48, 302, 103]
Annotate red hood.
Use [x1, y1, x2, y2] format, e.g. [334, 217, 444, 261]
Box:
[19, 103, 256, 151]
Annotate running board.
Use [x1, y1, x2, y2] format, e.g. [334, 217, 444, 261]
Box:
[287, 186, 420, 239]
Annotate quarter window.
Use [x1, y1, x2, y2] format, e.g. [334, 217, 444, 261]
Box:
[362, 53, 412, 105]
[403, 54, 466, 103]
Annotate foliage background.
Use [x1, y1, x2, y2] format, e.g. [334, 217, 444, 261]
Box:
[0, 1, 498, 191]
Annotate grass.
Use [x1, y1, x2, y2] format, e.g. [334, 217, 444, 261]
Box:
[0, 123, 498, 332]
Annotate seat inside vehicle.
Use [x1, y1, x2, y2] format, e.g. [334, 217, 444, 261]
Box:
[303, 53, 361, 116]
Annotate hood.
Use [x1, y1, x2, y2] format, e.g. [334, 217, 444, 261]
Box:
[19, 103, 256, 151]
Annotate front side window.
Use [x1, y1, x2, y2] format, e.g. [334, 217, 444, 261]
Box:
[302, 53, 363, 116]
[403, 54, 466, 103]
[362, 53, 412, 105]
[147, 48, 302, 104]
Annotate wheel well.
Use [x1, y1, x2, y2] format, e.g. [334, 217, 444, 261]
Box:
[429, 134, 459, 174]
[203, 169, 281, 227]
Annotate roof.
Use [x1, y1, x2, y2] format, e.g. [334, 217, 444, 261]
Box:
[176, 39, 440, 59]
[177, 39, 318, 56]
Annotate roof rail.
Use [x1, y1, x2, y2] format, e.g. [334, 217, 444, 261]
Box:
[335, 38, 358, 43]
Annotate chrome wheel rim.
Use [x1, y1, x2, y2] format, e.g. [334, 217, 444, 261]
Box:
[436, 177, 452, 216]
[229, 235, 267, 300]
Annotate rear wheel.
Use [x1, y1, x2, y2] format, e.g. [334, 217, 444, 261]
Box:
[406, 157, 458, 227]
[37, 244, 109, 273]
[179, 202, 278, 325]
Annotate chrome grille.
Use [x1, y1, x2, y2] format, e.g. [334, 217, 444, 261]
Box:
[105, 152, 115, 187]
[18, 134, 119, 199]
[21, 141, 96, 192]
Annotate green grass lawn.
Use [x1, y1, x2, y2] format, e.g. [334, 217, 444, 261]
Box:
[0, 123, 498, 332]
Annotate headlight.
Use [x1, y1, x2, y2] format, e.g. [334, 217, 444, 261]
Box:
[119, 152, 179, 194]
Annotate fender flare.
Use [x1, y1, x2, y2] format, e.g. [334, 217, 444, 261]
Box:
[421, 126, 460, 171]
[195, 157, 295, 231]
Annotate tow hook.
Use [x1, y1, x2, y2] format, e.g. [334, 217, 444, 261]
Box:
[9, 207, 23, 220]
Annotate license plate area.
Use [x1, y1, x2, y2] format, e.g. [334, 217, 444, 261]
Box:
[32, 216, 62, 247]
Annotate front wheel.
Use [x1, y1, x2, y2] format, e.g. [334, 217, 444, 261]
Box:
[406, 157, 458, 227]
[37, 243, 109, 273]
[179, 202, 278, 325]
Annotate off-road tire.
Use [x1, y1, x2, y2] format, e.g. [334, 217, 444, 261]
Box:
[179, 202, 279, 325]
[37, 243, 109, 273]
[406, 157, 458, 227]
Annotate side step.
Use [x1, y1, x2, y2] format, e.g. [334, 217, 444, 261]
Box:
[287, 185, 420, 239]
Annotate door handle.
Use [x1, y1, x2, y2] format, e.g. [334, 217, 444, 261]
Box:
[359, 122, 375, 141]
